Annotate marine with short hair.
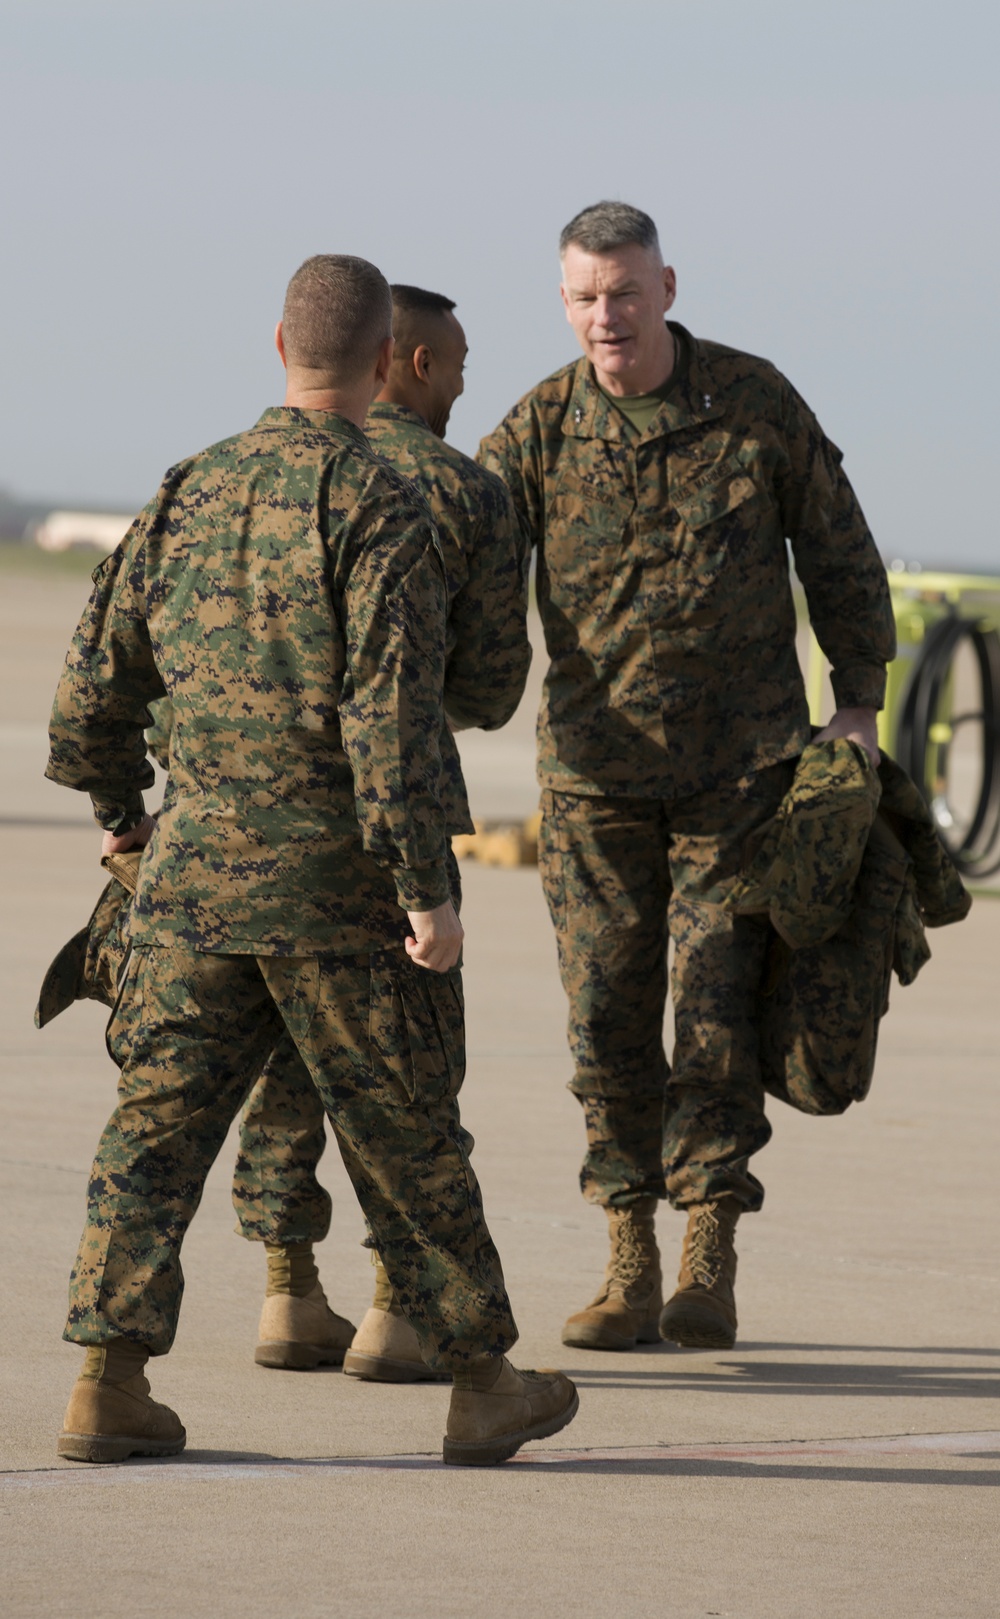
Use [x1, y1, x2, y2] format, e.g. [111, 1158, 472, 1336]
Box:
[229, 281, 532, 1379]
[46, 253, 575, 1465]
[478, 201, 895, 1352]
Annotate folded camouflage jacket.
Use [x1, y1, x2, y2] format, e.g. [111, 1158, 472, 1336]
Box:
[726, 738, 972, 1115]
[35, 852, 141, 1028]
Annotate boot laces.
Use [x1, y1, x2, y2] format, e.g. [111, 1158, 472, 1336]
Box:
[686, 1205, 725, 1289]
[607, 1216, 648, 1295]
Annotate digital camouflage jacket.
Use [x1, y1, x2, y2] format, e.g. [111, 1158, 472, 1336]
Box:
[479, 324, 896, 801]
[46, 408, 452, 954]
[143, 404, 531, 838]
[366, 401, 530, 830]
[726, 737, 971, 1115]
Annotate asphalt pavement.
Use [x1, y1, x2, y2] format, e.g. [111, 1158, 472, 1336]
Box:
[2, 551, 997, 1619]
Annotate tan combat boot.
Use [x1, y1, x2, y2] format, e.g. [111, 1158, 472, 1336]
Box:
[255, 1283, 356, 1369]
[444, 1356, 579, 1466]
[343, 1257, 448, 1384]
[58, 1342, 186, 1464]
[255, 1243, 356, 1369]
[561, 1198, 662, 1351]
[659, 1198, 740, 1349]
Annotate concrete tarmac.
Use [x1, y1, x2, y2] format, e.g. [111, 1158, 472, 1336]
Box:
[1, 552, 998, 1618]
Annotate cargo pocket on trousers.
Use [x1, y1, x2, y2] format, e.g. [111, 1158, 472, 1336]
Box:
[395, 971, 466, 1106]
[537, 792, 567, 932]
[105, 943, 146, 1071]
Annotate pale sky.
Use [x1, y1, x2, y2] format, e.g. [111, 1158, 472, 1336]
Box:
[2, 0, 998, 567]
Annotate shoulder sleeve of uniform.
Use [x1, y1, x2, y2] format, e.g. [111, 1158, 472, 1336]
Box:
[443, 469, 531, 733]
[778, 378, 896, 711]
[478, 403, 542, 552]
[335, 468, 450, 910]
[45, 502, 165, 830]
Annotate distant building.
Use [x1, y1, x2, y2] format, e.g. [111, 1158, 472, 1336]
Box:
[31, 509, 135, 554]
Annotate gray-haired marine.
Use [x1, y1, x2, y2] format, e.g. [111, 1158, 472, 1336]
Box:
[478, 201, 895, 1353]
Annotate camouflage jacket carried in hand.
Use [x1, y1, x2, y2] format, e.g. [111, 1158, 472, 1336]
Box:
[479, 323, 896, 800]
[45, 408, 452, 955]
[366, 401, 531, 831]
[35, 851, 141, 1028]
[726, 738, 971, 1115]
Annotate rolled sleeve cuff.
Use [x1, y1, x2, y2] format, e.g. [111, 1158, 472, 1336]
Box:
[90, 795, 147, 835]
[393, 862, 451, 912]
[830, 662, 888, 712]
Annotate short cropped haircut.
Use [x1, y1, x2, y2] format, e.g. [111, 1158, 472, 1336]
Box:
[282, 255, 393, 379]
[390, 284, 457, 358]
[559, 201, 660, 258]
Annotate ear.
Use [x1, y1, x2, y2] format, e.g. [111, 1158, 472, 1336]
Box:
[275, 321, 287, 369]
[662, 266, 677, 314]
[374, 334, 395, 390]
[412, 343, 432, 383]
[559, 281, 572, 322]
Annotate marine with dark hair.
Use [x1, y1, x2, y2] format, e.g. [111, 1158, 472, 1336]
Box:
[228, 282, 532, 1381]
[46, 254, 575, 1466]
[479, 200, 895, 1352]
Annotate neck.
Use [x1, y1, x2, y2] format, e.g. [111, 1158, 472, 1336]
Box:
[375, 383, 429, 429]
[283, 378, 372, 430]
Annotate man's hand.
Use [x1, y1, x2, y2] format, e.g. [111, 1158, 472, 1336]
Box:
[101, 813, 157, 858]
[813, 706, 881, 768]
[405, 901, 464, 973]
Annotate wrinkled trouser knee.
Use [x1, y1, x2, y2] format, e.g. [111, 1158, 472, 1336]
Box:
[538, 764, 794, 1213]
[233, 1036, 333, 1245]
[66, 944, 516, 1371]
[233, 1036, 476, 1249]
[539, 794, 670, 1208]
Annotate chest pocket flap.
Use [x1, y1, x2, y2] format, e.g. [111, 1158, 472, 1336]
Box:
[675, 467, 758, 532]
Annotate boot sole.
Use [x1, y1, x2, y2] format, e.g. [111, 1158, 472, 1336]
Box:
[57, 1431, 186, 1464]
[560, 1319, 662, 1352]
[343, 1350, 450, 1384]
[254, 1340, 347, 1370]
[658, 1303, 736, 1350]
[442, 1388, 580, 1467]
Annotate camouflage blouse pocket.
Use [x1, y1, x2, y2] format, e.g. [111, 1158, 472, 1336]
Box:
[673, 469, 760, 537]
[542, 479, 629, 609]
[666, 464, 783, 623]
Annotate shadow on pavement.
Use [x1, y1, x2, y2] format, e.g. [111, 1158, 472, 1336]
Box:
[121, 1450, 1000, 1486]
[565, 1357, 1000, 1398]
[734, 1343, 1000, 1357]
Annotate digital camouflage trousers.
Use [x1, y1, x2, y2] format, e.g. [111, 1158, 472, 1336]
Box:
[231, 854, 467, 1249]
[536, 763, 796, 1212]
[66, 943, 517, 1370]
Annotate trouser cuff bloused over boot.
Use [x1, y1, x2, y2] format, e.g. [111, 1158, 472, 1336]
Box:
[67, 944, 516, 1372]
[537, 763, 796, 1213]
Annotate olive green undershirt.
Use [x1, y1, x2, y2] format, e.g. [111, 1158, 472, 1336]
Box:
[599, 328, 690, 436]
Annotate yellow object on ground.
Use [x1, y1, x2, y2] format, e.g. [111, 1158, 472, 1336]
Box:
[453, 812, 541, 868]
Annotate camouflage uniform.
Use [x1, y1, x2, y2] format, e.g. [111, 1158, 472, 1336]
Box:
[46, 406, 518, 1367]
[230, 401, 530, 1248]
[478, 325, 896, 1211]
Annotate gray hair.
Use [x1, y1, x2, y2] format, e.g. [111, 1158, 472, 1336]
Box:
[559, 201, 660, 258]
[282, 254, 393, 380]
